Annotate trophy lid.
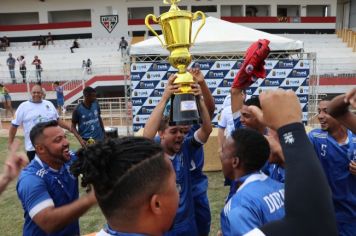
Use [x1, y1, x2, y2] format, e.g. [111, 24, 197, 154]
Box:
[160, 0, 192, 21]
[163, 0, 181, 12]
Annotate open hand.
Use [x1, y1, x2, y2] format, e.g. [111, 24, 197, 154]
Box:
[3, 139, 28, 181]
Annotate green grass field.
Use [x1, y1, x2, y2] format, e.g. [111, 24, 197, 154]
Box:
[0, 135, 227, 236]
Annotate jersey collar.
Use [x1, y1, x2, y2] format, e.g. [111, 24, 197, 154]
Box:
[34, 155, 62, 173]
[236, 171, 268, 193]
[104, 224, 149, 236]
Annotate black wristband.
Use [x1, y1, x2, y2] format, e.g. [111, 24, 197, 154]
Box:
[277, 122, 305, 142]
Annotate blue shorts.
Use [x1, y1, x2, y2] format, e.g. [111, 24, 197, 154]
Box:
[57, 97, 64, 106]
[194, 192, 211, 236]
[191, 175, 210, 235]
[4, 94, 11, 101]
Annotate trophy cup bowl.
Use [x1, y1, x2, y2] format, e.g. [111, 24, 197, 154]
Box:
[145, 1, 205, 125]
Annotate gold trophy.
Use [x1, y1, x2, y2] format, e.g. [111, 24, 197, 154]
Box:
[145, 0, 206, 125]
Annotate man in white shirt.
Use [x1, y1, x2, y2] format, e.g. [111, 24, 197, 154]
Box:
[8, 84, 75, 161]
[218, 104, 235, 151]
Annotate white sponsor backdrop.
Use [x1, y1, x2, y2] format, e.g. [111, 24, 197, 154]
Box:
[131, 59, 310, 132]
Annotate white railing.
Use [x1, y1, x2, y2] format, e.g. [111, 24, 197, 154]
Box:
[0, 65, 122, 84]
[62, 80, 84, 92]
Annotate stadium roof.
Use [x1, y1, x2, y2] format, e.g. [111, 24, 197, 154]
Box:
[130, 16, 304, 56]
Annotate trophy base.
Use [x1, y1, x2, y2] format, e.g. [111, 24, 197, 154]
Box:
[169, 93, 201, 126]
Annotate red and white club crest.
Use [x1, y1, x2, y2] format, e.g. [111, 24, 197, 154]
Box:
[100, 15, 118, 33]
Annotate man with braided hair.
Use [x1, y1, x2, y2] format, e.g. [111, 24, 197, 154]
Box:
[71, 137, 179, 236]
[16, 120, 96, 236]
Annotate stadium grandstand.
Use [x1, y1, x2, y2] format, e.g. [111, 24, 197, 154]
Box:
[0, 1, 356, 236]
[0, 0, 355, 132]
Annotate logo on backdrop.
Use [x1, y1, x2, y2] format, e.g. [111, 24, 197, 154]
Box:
[100, 15, 118, 33]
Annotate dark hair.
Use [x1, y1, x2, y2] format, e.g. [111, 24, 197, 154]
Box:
[230, 128, 270, 173]
[320, 98, 330, 102]
[71, 137, 171, 220]
[30, 120, 58, 146]
[54, 81, 59, 85]
[244, 96, 261, 108]
[158, 116, 170, 132]
[83, 86, 96, 97]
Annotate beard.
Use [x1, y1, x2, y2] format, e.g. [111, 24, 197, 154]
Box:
[44, 145, 70, 165]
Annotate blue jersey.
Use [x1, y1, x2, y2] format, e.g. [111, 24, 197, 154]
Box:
[233, 112, 242, 130]
[72, 101, 104, 141]
[157, 125, 210, 236]
[55, 86, 64, 106]
[261, 163, 285, 183]
[308, 129, 356, 224]
[221, 172, 285, 236]
[55, 86, 64, 100]
[186, 125, 211, 235]
[164, 135, 203, 236]
[187, 125, 208, 196]
[17, 153, 79, 236]
[156, 125, 208, 196]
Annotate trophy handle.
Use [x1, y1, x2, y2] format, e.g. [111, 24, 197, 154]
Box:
[192, 11, 206, 44]
[145, 14, 165, 47]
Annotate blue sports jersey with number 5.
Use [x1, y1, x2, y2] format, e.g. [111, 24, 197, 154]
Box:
[308, 128, 356, 234]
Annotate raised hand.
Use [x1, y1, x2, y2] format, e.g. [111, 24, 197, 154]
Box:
[162, 74, 180, 101]
[188, 67, 204, 84]
[248, 90, 302, 130]
[345, 88, 356, 108]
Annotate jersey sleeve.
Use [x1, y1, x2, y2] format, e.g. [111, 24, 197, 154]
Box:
[307, 131, 315, 143]
[226, 203, 261, 236]
[307, 131, 320, 158]
[182, 132, 204, 164]
[72, 106, 79, 123]
[11, 103, 25, 126]
[96, 101, 102, 115]
[17, 174, 54, 219]
[218, 108, 228, 128]
[233, 111, 242, 129]
[47, 101, 59, 120]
